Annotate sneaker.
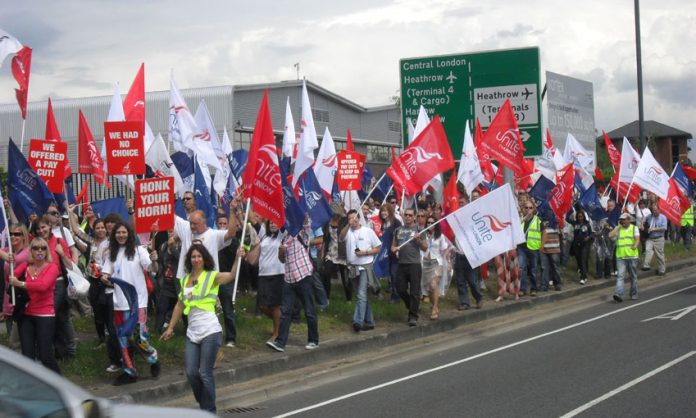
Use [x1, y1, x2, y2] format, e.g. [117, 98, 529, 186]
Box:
[630, 295, 639, 300]
[458, 304, 470, 311]
[225, 341, 236, 348]
[475, 300, 483, 309]
[112, 372, 137, 386]
[266, 340, 285, 352]
[305, 342, 319, 350]
[408, 318, 417, 327]
[640, 266, 650, 271]
[150, 362, 161, 378]
[106, 364, 121, 373]
[579, 279, 586, 285]
[352, 322, 362, 333]
[613, 294, 623, 303]
[361, 324, 375, 331]
[530, 291, 537, 297]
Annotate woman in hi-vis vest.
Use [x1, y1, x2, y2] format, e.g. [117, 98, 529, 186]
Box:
[160, 243, 242, 414]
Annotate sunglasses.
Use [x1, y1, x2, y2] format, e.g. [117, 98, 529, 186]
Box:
[389, 201, 396, 204]
[47, 211, 60, 216]
[417, 214, 426, 217]
[31, 246, 48, 251]
[525, 207, 533, 209]
[9, 232, 23, 237]
[183, 197, 193, 201]
[404, 213, 414, 217]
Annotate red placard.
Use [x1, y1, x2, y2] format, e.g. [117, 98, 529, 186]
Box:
[336, 150, 365, 191]
[134, 177, 174, 234]
[27, 139, 67, 193]
[104, 120, 145, 175]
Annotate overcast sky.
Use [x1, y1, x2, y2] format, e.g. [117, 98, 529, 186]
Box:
[1, 0, 694, 146]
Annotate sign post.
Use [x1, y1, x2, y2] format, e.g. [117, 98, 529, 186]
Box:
[400, 47, 542, 157]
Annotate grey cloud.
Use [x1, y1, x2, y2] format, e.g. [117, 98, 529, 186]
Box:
[496, 23, 543, 38]
[648, 74, 696, 108]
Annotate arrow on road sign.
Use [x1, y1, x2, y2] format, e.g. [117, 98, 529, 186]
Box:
[642, 305, 696, 322]
[520, 131, 531, 142]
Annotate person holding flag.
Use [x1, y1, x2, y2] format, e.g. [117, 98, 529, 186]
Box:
[518, 201, 541, 296]
[391, 208, 428, 327]
[641, 203, 667, 276]
[609, 213, 640, 302]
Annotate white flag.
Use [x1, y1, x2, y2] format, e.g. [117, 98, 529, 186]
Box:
[448, 184, 525, 268]
[146, 133, 186, 198]
[618, 137, 641, 184]
[632, 147, 670, 200]
[282, 97, 297, 159]
[0, 29, 22, 68]
[457, 120, 484, 195]
[221, 125, 234, 156]
[195, 99, 228, 196]
[169, 75, 222, 172]
[413, 105, 443, 194]
[293, 80, 318, 186]
[563, 133, 593, 169]
[406, 118, 415, 143]
[313, 127, 337, 195]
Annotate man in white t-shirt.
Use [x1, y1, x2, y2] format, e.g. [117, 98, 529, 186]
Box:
[342, 209, 382, 332]
[174, 210, 239, 280]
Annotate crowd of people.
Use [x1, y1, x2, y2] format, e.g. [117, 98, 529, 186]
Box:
[1, 185, 692, 413]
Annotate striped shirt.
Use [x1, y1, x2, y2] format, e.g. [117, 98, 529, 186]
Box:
[283, 232, 313, 284]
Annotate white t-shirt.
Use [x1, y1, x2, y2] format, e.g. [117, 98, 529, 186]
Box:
[102, 246, 151, 310]
[174, 216, 231, 279]
[258, 233, 285, 276]
[421, 234, 450, 266]
[183, 285, 222, 343]
[93, 240, 113, 294]
[52, 226, 75, 247]
[344, 226, 381, 266]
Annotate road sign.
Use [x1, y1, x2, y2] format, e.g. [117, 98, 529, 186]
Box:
[400, 47, 542, 157]
[546, 71, 596, 170]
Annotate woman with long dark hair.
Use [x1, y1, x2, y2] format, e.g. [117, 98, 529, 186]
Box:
[9, 237, 61, 373]
[161, 243, 241, 413]
[420, 216, 450, 320]
[378, 203, 402, 303]
[570, 210, 593, 284]
[101, 221, 160, 385]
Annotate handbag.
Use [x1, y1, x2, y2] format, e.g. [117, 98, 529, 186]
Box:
[6, 273, 29, 320]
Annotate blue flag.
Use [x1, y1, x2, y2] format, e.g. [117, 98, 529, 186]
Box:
[230, 149, 248, 180]
[529, 175, 555, 207]
[7, 139, 55, 222]
[574, 172, 587, 195]
[330, 180, 342, 203]
[279, 161, 305, 236]
[372, 225, 396, 278]
[110, 278, 140, 337]
[298, 170, 333, 230]
[91, 197, 129, 221]
[372, 174, 393, 204]
[194, 157, 216, 227]
[171, 151, 194, 190]
[579, 184, 606, 221]
[672, 163, 692, 197]
[359, 165, 374, 200]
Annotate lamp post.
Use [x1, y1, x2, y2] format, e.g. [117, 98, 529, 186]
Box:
[634, 0, 645, 153]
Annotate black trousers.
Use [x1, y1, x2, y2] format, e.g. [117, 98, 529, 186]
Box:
[396, 263, 422, 321]
[19, 315, 61, 374]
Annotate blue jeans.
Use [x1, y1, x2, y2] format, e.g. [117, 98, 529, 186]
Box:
[454, 253, 481, 306]
[614, 258, 638, 297]
[185, 331, 222, 413]
[275, 277, 319, 348]
[218, 283, 237, 344]
[540, 252, 561, 289]
[517, 246, 539, 293]
[352, 269, 375, 327]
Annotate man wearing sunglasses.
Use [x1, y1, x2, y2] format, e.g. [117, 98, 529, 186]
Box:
[518, 201, 541, 297]
[391, 208, 428, 326]
[182, 191, 197, 219]
[45, 203, 80, 265]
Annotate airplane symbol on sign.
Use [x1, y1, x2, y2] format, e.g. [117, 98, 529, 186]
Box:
[522, 87, 533, 100]
[446, 71, 457, 84]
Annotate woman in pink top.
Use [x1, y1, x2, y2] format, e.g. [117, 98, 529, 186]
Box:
[0, 223, 30, 337]
[9, 237, 61, 374]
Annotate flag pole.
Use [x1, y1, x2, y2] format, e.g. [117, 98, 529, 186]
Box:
[360, 172, 386, 209]
[396, 208, 457, 250]
[19, 119, 26, 154]
[621, 179, 636, 212]
[1, 200, 15, 305]
[381, 183, 395, 206]
[231, 197, 251, 303]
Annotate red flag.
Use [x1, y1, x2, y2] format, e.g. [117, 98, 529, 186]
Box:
[241, 90, 285, 227]
[681, 165, 696, 181]
[44, 98, 72, 179]
[76, 178, 90, 205]
[479, 99, 531, 178]
[594, 166, 604, 182]
[390, 147, 404, 198]
[123, 63, 145, 122]
[346, 128, 354, 152]
[475, 118, 496, 183]
[549, 163, 575, 223]
[515, 159, 535, 191]
[78, 110, 109, 187]
[659, 178, 690, 225]
[609, 172, 640, 204]
[11, 46, 31, 120]
[603, 131, 621, 170]
[441, 171, 459, 242]
[387, 115, 454, 195]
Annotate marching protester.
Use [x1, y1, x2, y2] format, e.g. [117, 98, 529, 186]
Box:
[570, 210, 593, 285]
[342, 209, 381, 331]
[101, 221, 160, 385]
[518, 200, 541, 296]
[540, 219, 562, 291]
[377, 202, 402, 304]
[641, 203, 667, 276]
[610, 213, 640, 302]
[250, 220, 285, 343]
[391, 208, 428, 327]
[161, 243, 242, 413]
[420, 215, 450, 320]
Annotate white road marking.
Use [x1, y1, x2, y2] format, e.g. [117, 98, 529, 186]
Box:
[560, 350, 696, 417]
[274, 283, 696, 418]
[642, 304, 696, 322]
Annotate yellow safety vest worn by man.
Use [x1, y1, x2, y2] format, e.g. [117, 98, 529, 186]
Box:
[611, 214, 640, 303]
[681, 206, 694, 227]
[523, 215, 542, 251]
